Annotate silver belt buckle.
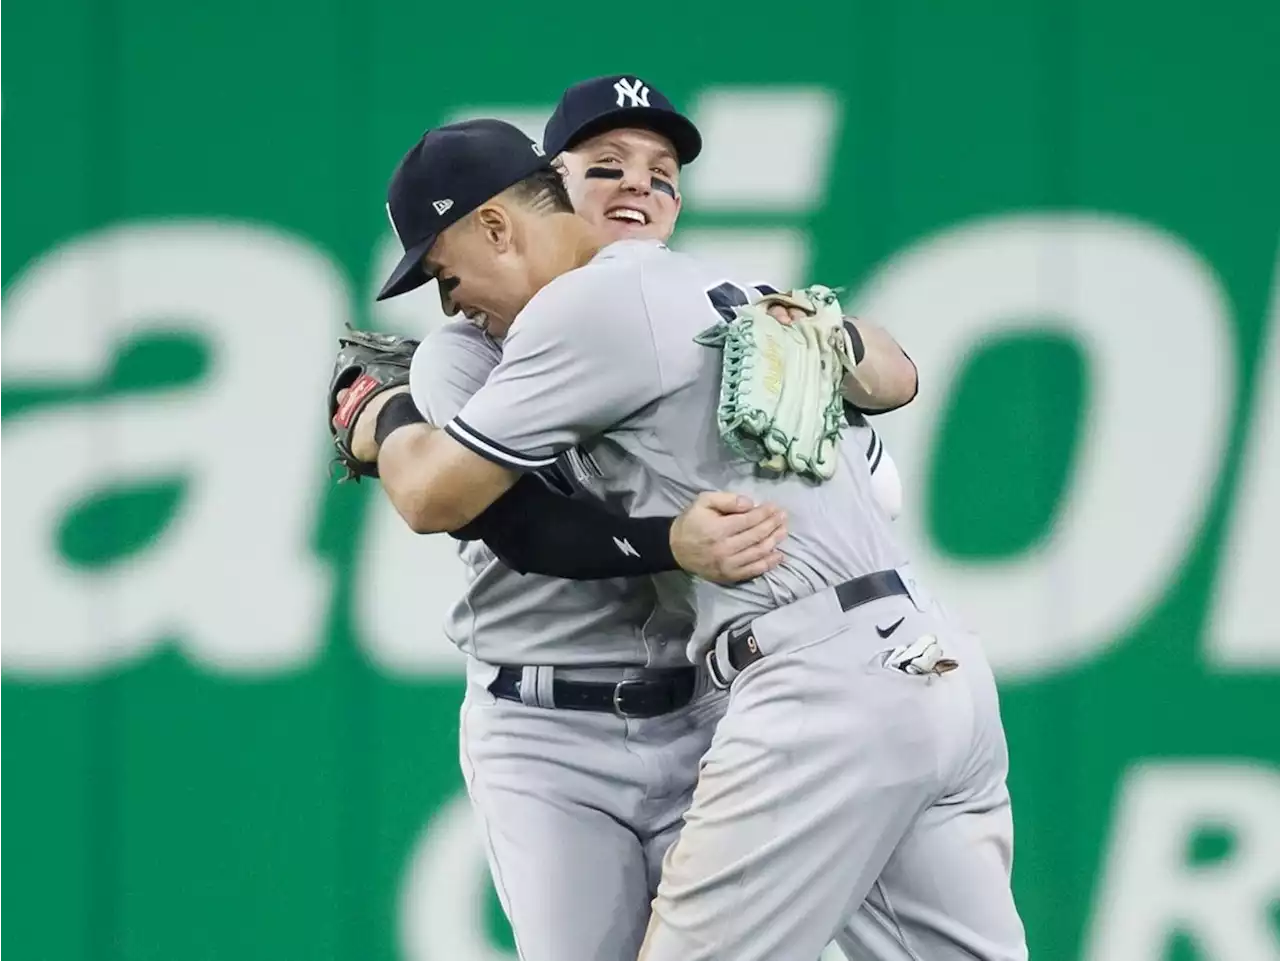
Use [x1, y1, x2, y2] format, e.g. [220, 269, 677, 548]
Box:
[611, 677, 649, 717]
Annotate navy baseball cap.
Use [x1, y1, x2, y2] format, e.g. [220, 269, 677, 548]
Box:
[377, 119, 552, 301]
[543, 75, 702, 165]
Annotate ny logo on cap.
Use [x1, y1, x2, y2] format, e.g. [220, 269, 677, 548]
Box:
[433, 199, 454, 215]
[614, 78, 650, 108]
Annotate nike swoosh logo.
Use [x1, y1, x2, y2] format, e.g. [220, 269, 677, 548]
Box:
[876, 617, 906, 639]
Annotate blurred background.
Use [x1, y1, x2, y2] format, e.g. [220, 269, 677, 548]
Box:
[3, 0, 1279, 959]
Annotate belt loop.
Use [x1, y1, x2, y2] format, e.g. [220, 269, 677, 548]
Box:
[519, 666, 556, 707]
[706, 630, 742, 690]
[535, 666, 557, 708]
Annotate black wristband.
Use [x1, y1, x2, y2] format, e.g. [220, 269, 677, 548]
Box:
[625, 516, 679, 570]
[374, 391, 426, 447]
[842, 319, 867, 365]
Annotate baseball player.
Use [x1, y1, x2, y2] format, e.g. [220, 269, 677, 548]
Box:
[333, 86, 925, 961]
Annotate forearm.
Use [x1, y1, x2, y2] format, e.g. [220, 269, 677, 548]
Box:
[377, 425, 464, 533]
[842, 318, 919, 413]
[347, 384, 520, 534]
[454, 474, 679, 579]
[376, 422, 518, 534]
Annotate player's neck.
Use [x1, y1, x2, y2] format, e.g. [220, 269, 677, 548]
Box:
[548, 212, 607, 273]
[520, 213, 608, 307]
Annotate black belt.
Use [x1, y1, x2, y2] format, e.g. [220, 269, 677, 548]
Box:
[488, 666, 697, 719]
[706, 569, 910, 689]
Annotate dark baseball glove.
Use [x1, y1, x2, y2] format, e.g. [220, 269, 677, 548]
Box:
[328, 328, 420, 482]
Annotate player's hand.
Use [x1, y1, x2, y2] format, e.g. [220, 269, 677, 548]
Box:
[670, 492, 787, 584]
[766, 304, 809, 326]
[333, 385, 411, 463]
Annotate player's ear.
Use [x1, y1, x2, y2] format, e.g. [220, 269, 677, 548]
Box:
[475, 204, 512, 251]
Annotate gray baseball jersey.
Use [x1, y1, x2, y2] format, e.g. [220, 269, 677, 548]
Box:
[411, 321, 693, 668]
[446, 239, 908, 658]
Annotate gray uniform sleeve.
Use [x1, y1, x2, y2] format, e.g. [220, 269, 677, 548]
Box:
[444, 266, 662, 470]
[407, 314, 680, 576]
[409, 321, 502, 425]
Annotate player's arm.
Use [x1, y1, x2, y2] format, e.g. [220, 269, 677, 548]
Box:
[839, 317, 921, 414]
[751, 285, 917, 414]
[455, 479, 784, 583]
[368, 411, 782, 580]
[370, 325, 591, 538]
[840, 316, 919, 414]
[366, 300, 650, 537]
[354, 325, 782, 581]
[360, 267, 783, 575]
[351, 325, 517, 533]
[366, 400, 516, 533]
[374, 324, 582, 539]
[372, 269, 651, 534]
[365, 401, 648, 571]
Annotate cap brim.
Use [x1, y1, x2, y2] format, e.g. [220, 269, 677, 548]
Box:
[375, 235, 436, 301]
[563, 107, 703, 165]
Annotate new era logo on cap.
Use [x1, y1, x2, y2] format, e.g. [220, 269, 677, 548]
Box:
[432, 199, 454, 215]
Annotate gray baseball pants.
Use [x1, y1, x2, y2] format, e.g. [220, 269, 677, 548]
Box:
[638, 568, 1029, 961]
[459, 659, 728, 961]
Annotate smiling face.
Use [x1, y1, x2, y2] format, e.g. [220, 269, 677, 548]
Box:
[418, 167, 593, 338]
[422, 211, 533, 338]
[558, 127, 683, 243]
[422, 191, 561, 339]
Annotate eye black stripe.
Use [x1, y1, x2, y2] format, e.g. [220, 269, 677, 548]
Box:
[651, 176, 676, 198]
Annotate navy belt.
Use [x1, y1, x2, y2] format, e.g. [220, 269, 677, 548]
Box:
[488, 666, 697, 718]
[706, 569, 910, 689]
